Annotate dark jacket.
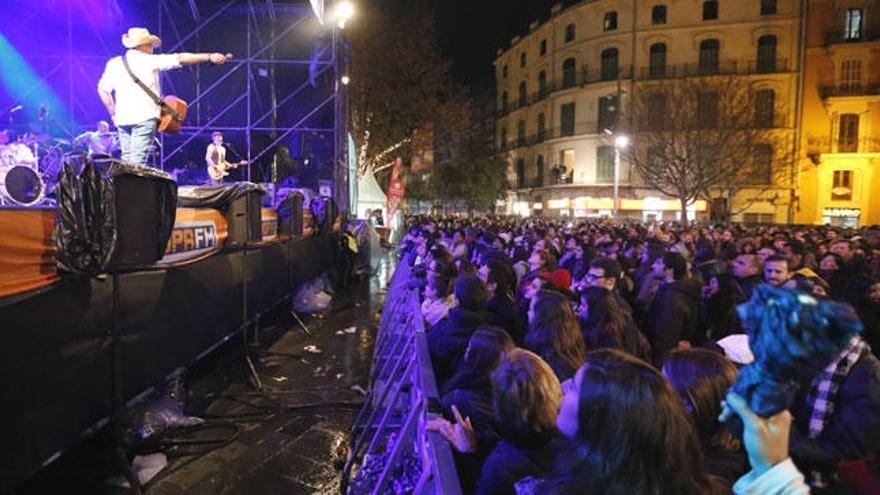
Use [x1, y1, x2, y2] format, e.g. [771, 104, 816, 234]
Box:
[789, 349, 880, 477]
[428, 307, 489, 388]
[735, 274, 763, 301]
[485, 295, 526, 345]
[701, 295, 744, 341]
[647, 278, 702, 366]
[476, 429, 559, 495]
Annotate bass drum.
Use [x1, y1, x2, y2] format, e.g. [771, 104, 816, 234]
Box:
[1, 165, 45, 206]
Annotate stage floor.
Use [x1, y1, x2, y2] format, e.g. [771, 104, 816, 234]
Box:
[17, 250, 396, 495]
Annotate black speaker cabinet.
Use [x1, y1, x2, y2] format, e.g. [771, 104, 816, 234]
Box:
[278, 192, 304, 236]
[225, 191, 262, 247]
[110, 174, 166, 268]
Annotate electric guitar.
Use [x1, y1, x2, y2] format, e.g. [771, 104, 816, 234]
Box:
[208, 159, 247, 181]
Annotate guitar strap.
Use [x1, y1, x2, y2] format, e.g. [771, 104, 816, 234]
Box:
[120, 53, 181, 120]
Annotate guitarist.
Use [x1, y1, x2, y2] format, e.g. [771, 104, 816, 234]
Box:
[206, 131, 244, 184]
[97, 27, 229, 166]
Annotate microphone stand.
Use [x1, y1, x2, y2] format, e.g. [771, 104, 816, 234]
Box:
[224, 142, 249, 182]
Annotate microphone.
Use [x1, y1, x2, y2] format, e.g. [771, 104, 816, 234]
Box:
[9, 105, 22, 113]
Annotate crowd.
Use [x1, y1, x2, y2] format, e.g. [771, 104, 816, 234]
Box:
[395, 217, 880, 495]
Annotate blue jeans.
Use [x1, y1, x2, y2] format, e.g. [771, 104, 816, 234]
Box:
[118, 119, 158, 166]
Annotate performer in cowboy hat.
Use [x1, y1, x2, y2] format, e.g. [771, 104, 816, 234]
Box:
[97, 27, 230, 166]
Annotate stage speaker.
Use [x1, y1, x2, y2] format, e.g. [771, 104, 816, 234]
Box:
[110, 174, 170, 268]
[225, 190, 262, 247]
[278, 192, 304, 236]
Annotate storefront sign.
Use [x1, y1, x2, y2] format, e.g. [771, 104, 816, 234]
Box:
[823, 208, 860, 218]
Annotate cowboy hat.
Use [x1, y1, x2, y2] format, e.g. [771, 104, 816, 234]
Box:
[122, 27, 161, 49]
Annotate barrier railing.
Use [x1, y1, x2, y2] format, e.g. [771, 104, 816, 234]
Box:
[343, 254, 462, 495]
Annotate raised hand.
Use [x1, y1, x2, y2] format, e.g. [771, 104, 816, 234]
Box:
[720, 391, 792, 477]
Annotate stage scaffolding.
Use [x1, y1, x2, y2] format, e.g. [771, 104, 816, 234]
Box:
[0, 0, 349, 214]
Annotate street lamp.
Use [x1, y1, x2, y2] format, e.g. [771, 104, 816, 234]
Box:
[613, 135, 628, 219]
[341, 75, 350, 85]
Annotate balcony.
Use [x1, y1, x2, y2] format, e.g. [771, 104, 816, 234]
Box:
[818, 83, 880, 99]
[825, 28, 880, 46]
[638, 59, 789, 80]
[806, 135, 880, 154]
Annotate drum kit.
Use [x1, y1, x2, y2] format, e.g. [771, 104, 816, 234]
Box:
[0, 130, 70, 207]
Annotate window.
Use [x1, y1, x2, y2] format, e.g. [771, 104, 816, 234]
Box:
[538, 70, 548, 97]
[840, 60, 862, 90]
[501, 91, 508, 111]
[647, 92, 667, 130]
[565, 23, 576, 42]
[761, 0, 777, 15]
[743, 213, 775, 224]
[756, 35, 777, 73]
[538, 113, 546, 141]
[516, 159, 526, 188]
[752, 144, 773, 184]
[540, 39, 547, 55]
[649, 43, 667, 78]
[560, 103, 576, 136]
[562, 58, 577, 88]
[754, 89, 776, 128]
[517, 120, 526, 145]
[698, 39, 720, 74]
[697, 91, 718, 128]
[500, 126, 507, 150]
[601, 48, 619, 81]
[604, 11, 618, 31]
[502, 65, 508, 79]
[845, 8, 863, 41]
[598, 95, 619, 132]
[703, 1, 718, 20]
[596, 146, 615, 183]
[519, 81, 527, 107]
[832, 170, 853, 201]
[536, 155, 545, 187]
[520, 52, 527, 68]
[838, 114, 859, 152]
[652, 5, 667, 24]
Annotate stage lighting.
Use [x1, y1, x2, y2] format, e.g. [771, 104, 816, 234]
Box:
[334, 1, 354, 29]
[341, 75, 350, 85]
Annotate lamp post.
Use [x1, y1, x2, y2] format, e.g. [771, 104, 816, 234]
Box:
[613, 135, 628, 219]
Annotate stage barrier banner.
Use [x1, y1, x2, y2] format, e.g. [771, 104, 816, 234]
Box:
[261, 208, 278, 241]
[0, 209, 60, 299]
[157, 208, 229, 267]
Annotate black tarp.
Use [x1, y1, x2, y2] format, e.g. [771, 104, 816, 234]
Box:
[177, 183, 266, 209]
[54, 158, 177, 276]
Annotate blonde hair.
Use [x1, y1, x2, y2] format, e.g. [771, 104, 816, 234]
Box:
[492, 348, 562, 434]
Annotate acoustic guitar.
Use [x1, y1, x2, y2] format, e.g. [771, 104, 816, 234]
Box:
[158, 96, 188, 134]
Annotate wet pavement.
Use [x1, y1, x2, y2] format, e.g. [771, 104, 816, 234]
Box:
[18, 249, 396, 495]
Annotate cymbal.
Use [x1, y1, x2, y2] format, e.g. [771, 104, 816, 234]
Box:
[19, 134, 51, 144]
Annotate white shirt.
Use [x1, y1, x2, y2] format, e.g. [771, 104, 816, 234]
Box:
[206, 143, 226, 165]
[98, 49, 182, 126]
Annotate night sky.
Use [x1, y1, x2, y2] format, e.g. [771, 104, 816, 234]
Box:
[372, 0, 579, 94]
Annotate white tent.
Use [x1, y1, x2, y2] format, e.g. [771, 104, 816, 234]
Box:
[356, 168, 387, 220]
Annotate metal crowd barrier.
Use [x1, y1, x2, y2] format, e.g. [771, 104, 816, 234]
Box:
[343, 254, 462, 495]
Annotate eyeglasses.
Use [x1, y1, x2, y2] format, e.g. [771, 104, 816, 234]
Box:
[584, 273, 606, 281]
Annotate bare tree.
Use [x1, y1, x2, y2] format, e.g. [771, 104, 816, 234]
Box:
[624, 75, 794, 222]
[347, 8, 469, 179]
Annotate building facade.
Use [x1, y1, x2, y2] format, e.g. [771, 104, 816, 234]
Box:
[797, 0, 880, 227]
[495, 0, 878, 225]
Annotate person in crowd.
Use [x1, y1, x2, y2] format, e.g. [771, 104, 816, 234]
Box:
[525, 289, 586, 381]
[818, 252, 848, 296]
[429, 348, 562, 495]
[526, 249, 571, 291]
[450, 230, 469, 260]
[732, 253, 764, 300]
[764, 255, 792, 288]
[758, 246, 777, 264]
[647, 251, 703, 365]
[701, 273, 746, 341]
[479, 259, 527, 345]
[429, 274, 490, 387]
[788, 332, 880, 488]
[422, 275, 454, 328]
[581, 257, 633, 313]
[558, 241, 588, 282]
[525, 349, 721, 494]
[578, 285, 648, 359]
[663, 349, 749, 484]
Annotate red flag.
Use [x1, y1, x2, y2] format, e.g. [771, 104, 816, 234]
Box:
[387, 158, 406, 223]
